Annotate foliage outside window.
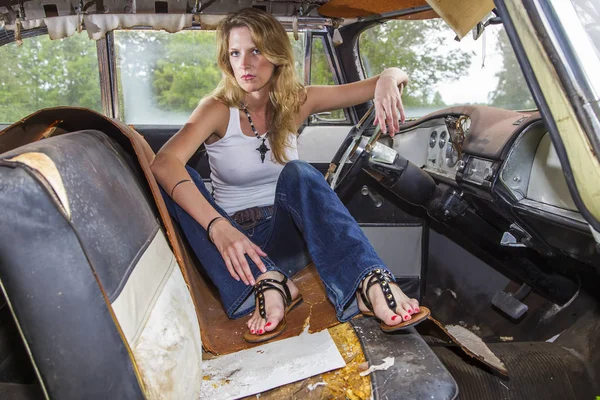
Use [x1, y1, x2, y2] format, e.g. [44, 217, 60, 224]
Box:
[115, 30, 305, 125]
[360, 19, 535, 118]
[310, 36, 346, 122]
[0, 33, 101, 124]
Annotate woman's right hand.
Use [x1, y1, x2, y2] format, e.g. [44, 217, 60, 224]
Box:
[209, 219, 267, 285]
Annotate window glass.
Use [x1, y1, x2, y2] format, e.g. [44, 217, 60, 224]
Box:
[290, 33, 306, 82]
[0, 33, 101, 124]
[571, 0, 600, 60]
[360, 19, 536, 118]
[115, 30, 305, 125]
[310, 36, 345, 121]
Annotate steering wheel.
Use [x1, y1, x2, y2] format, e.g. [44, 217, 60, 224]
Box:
[326, 106, 385, 194]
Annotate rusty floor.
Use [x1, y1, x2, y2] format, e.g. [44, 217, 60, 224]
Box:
[195, 261, 372, 399]
[196, 263, 342, 355]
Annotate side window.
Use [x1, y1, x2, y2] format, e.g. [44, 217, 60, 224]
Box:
[289, 33, 306, 83]
[0, 34, 102, 124]
[114, 30, 219, 125]
[114, 30, 306, 125]
[309, 35, 347, 123]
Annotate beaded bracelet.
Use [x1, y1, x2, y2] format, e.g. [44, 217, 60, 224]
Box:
[206, 216, 225, 243]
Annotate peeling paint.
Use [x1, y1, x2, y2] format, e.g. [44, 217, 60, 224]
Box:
[359, 357, 395, 376]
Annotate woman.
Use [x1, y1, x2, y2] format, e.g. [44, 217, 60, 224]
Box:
[151, 8, 429, 343]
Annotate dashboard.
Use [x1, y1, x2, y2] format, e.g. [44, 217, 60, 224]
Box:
[391, 105, 598, 267]
[424, 122, 461, 179]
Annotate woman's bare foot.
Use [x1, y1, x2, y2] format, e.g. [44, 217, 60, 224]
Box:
[357, 271, 420, 326]
[246, 271, 300, 336]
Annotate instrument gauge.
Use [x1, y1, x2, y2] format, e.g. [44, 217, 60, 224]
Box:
[445, 144, 459, 167]
[429, 131, 438, 148]
[439, 131, 447, 148]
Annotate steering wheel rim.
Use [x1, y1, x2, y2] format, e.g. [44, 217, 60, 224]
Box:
[326, 106, 381, 193]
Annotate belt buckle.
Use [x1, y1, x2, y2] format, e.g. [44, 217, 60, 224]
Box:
[233, 206, 273, 230]
[233, 209, 254, 228]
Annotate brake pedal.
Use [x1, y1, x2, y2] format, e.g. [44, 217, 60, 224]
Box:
[492, 283, 531, 319]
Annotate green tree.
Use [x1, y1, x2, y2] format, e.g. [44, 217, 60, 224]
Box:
[310, 36, 332, 86]
[310, 36, 344, 119]
[290, 33, 306, 82]
[149, 32, 305, 116]
[114, 30, 170, 121]
[431, 91, 445, 106]
[151, 31, 220, 112]
[489, 29, 535, 110]
[0, 33, 101, 124]
[360, 19, 472, 109]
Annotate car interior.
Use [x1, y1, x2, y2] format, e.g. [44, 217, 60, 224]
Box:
[0, 0, 599, 399]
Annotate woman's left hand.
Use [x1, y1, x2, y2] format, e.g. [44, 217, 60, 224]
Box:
[373, 74, 405, 137]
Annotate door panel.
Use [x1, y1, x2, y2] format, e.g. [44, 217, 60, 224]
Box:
[297, 125, 352, 163]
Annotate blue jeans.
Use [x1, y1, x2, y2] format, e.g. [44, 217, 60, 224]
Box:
[161, 160, 391, 321]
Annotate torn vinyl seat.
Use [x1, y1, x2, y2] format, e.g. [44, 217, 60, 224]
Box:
[0, 128, 202, 399]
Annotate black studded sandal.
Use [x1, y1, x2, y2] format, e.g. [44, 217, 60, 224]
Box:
[243, 275, 303, 343]
[359, 269, 430, 332]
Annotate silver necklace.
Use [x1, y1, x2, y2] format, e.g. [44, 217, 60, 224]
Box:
[240, 103, 270, 163]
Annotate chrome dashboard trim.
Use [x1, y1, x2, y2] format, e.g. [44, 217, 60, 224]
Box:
[519, 198, 586, 225]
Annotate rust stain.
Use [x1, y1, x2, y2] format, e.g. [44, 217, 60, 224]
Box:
[199, 264, 340, 356]
[318, 0, 435, 18]
[321, 323, 371, 399]
[40, 120, 63, 139]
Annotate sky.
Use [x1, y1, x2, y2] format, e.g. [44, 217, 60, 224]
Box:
[435, 25, 504, 106]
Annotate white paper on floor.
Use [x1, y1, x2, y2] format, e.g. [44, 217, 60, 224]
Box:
[201, 329, 346, 399]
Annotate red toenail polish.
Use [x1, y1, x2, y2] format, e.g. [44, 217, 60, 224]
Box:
[391, 315, 398, 321]
[251, 330, 255, 334]
[266, 322, 272, 327]
[404, 315, 410, 320]
[416, 308, 420, 312]
[259, 329, 264, 334]
[408, 309, 413, 313]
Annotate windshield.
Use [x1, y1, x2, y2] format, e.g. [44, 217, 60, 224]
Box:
[359, 19, 536, 118]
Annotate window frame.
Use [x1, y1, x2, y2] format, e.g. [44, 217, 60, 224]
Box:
[98, 32, 119, 119]
[305, 31, 352, 127]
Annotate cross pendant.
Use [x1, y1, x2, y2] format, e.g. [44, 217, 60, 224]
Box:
[256, 139, 270, 163]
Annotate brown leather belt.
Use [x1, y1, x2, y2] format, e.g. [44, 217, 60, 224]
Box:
[231, 205, 274, 228]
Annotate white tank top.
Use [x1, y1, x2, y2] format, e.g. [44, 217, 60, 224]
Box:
[205, 107, 298, 214]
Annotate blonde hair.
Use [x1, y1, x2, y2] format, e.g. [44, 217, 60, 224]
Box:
[211, 7, 306, 164]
